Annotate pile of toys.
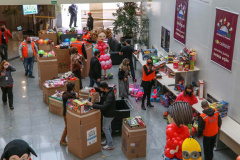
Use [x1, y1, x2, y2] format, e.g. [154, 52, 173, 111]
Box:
[37, 38, 53, 45]
[67, 99, 92, 114]
[39, 29, 56, 34]
[38, 50, 56, 57]
[59, 71, 76, 81]
[129, 79, 144, 102]
[43, 79, 66, 88]
[142, 49, 157, 60]
[160, 92, 175, 107]
[150, 87, 161, 102]
[125, 116, 145, 128]
[210, 100, 229, 118]
[50, 91, 64, 101]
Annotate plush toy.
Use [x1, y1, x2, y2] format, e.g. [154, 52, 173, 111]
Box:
[90, 28, 112, 78]
[182, 138, 202, 160]
[150, 86, 161, 102]
[164, 101, 193, 159]
[1, 139, 37, 160]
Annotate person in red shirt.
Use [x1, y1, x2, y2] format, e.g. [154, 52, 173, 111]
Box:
[0, 24, 12, 61]
[175, 84, 198, 106]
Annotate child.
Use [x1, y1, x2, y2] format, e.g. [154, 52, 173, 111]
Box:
[0, 60, 16, 110]
[60, 82, 78, 146]
[118, 58, 131, 99]
[197, 100, 222, 160]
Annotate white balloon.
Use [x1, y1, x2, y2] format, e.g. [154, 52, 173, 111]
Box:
[101, 61, 106, 66]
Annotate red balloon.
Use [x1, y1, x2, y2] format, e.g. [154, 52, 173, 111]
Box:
[236, 155, 240, 160]
[166, 123, 174, 129]
[166, 139, 174, 149]
[176, 151, 182, 159]
[166, 128, 174, 138]
[176, 137, 181, 141]
[103, 65, 108, 70]
[173, 140, 179, 147]
[165, 148, 174, 159]
[38, 39, 44, 44]
[178, 140, 183, 147]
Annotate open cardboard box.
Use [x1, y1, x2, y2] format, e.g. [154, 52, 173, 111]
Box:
[38, 31, 58, 45]
[49, 97, 63, 116]
[42, 85, 66, 104]
[38, 44, 54, 51]
[122, 118, 147, 159]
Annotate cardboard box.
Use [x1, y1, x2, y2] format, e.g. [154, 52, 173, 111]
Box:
[68, 78, 80, 93]
[66, 31, 78, 34]
[42, 85, 66, 104]
[38, 56, 58, 89]
[49, 97, 63, 116]
[38, 44, 53, 51]
[53, 48, 71, 73]
[122, 119, 147, 159]
[82, 44, 93, 78]
[38, 32, 58, 46]
[199, 80, 204, 100]
[67, 108, 101, 159]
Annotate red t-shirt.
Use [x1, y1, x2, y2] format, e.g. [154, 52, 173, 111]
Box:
[175, 92, 198, 106]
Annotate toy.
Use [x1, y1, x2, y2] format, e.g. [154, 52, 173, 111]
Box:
[70, 37, 75, 42]
[38, 39, 44, 44]
[65, 38, 70, 43]
[190, 61, 194, 70]
[150, 86, 161, 102]
[173, 60, 179, 69]
[38, 50, 45, 55]
[135, 90, 144, 102]
[168, 52, 175, 63]
[178, 62, 184, 71]
[107, 73, 113, 79]
[184, 64, 189, 71]
[142, 49, 157, 60]
[182, 138, 202, 160]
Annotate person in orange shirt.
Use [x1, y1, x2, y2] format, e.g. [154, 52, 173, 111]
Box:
[81, 27, 95, 44]
[0, 24, 12, 61]
[71, 35, 87, 59]
[141, 57, 157, 110]
[197, 100, 222, 160]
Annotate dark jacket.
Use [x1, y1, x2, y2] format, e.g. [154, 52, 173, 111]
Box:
[0, 66, 16, 87]
[87, 16, 94, 28]
[89, 56, 101, 79]
[62, 91, 77, 116]
[197, 108, 222, 137]
[118, 68, 130, 80]
[92, 87, 116, 118]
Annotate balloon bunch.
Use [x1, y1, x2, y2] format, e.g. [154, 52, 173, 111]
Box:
[165, 123, 190, 159]
[38, 39, 53, 45]
[95, 41, 112, 70]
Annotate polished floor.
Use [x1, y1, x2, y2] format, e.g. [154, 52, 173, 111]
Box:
[0, 59, 237, 160]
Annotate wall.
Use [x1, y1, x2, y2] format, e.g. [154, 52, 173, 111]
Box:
[145, 0, 240, 124]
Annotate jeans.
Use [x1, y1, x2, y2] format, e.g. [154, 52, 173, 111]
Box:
[73, 70, 82, 89]
[70, 15, 77, 27]
[60, 116, 67, 142]
[203, 135, 217, 160]
[23, 57, 34, 76]
[102, 116, 114, 146]
[0, 44, 8, 61]
[89, 78, 100, 87]
[129, 61, 135, 81]
[1, 86, 13, 106]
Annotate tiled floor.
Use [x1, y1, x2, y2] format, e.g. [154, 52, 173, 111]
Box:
[0, 59, 237, 160]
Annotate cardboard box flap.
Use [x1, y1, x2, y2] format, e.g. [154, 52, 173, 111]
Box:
[122, 119, 147, 137]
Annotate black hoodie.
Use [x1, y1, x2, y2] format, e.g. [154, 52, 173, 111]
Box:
[89, 56, 101, 80]
[197, 108, 222, 137]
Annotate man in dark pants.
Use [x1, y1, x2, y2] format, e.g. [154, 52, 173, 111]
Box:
[87, 13, 94, 31]
[89, 50, 101, 87]
[0, 24, 12, 61]
[197, 100, 222, 160]
[119, 39, 138, 82]
[68, 4, 78, 28]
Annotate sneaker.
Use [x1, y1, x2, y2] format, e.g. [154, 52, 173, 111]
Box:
[25, 72, 28, 76]
[141, 104, 146, 110]
[147, 103, 154, 107]
[103, 145, 114, 150]
[29, 75, 35, 78]
[9, 106, 14, 110]
[3, 102, 7, 105]
[60, 141, 68, 146]
[101, 140, 107, 146]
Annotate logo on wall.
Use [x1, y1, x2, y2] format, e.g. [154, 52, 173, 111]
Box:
[177, 3, 187, 19]
[217, 18, 233, 38]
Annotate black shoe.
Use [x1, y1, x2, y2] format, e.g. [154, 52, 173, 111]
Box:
[147, 103, 154, 107]
[25, 72, 28, 76]
[3, 102, 7, 105]
[121, 97, 125, 100]
[29, 75, 35, 78]
[9, 106, 14, 110]
[141, 104, 146, 110]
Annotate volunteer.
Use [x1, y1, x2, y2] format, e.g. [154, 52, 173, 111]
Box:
[87, 82, 116, 150]
[175, 84, 198, 106]
[71, 35, 87, 59]
[0, 24, 12, 61]
[81, 27, 95, 44]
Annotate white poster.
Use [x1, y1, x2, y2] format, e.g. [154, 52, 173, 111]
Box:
[87, 127, 97, 146]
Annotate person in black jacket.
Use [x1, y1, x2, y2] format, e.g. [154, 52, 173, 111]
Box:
[87, 13, 94, 31]
[68, 4, 78, 28]
[87, 82, 116, 150]
[89, 50, 101, 87]
[60, 82, 78, 146]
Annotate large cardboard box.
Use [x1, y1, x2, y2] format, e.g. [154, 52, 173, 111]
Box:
[49, 97, 63, 116]
[38, 44, 53, 51]
[122, 119, 147, 159]
[82, 44, 93, 78]
[67, 108, 101, 159]
[42, 85, 66, 104]
[53, 48, 71, 73]
[38, 56, 58, 89]
[68, 78, 80, 93]
[38, 32, 58, 45]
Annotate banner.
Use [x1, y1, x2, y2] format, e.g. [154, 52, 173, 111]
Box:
[173, 0, 189, 45]
[211, 8, 238, 71]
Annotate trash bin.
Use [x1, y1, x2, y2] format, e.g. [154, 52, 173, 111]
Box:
[111, 99, 133, 132]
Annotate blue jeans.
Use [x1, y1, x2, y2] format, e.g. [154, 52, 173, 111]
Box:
[23, 57, 34, 76]
[102, 116, 114, 146]
[89, 78, 100, 87]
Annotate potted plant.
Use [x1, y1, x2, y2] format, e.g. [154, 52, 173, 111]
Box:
[112, 2, 140, 43]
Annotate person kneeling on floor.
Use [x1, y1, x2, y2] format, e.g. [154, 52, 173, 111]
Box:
[87, 82, 116, 150]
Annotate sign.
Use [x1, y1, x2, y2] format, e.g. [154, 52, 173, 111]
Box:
[22, 5, 39, 15]
[173, 0, 189, 45]
[51, 1, 57, 4]
[87, 127, 97, 146]
[161, 26, 170, 52]
[211, 8, 238, 71]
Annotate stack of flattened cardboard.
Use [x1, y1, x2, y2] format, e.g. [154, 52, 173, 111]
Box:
[82, 44, 93, 78]
[122, 118, 147, 159]
[49, 97, 63, 116]
[37, 56, 58, 89]
[67, 108, 101, 159]
[43, 85, 66, 105]
[54, 48, 71, 73]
